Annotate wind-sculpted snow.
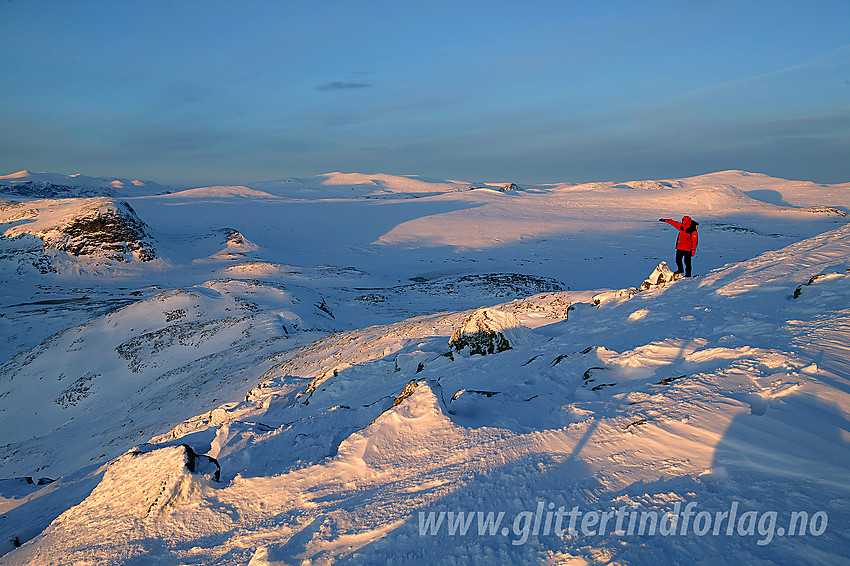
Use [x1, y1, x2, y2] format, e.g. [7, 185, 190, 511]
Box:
[5, 224, 849, 564]
[0, 279, 338, 477]
[1, 171, 850, 564]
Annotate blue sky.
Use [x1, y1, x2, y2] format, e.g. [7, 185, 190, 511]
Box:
[1, 1, 848, 186]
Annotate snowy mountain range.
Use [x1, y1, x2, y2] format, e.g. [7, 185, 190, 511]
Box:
[0, 169, 848, 564]
[0, 170, 173, 199]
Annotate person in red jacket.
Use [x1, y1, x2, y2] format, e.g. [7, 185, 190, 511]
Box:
[659, 216, 699, 277]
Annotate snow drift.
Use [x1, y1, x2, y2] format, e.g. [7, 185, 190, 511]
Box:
[1, 169, 849, 564]
[5, 223, 849, 564]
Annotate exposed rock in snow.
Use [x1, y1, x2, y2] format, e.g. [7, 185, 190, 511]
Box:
[392, 379, 421, 406]
[132, 443, 220, 483]
[449, 308, 535, 355]
[210, 228, 259, 259]
[596, 262, 679, 305]
[592, 287, 638, 305]
[0, 180, 119, 199]
[640, 261, 678, 290]
[3, 445, 217, 563]
[223, 229, 255, 250]
[792, 270, 848, 299]
[1, 198, 156, 266]
[612, 180, 680, 190]
[353, 273, 566, 321]
[0, 476, 55, 497]
[797, 205, 848, 217]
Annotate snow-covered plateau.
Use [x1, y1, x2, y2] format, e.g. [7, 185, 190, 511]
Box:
[0, 169, 848, 565]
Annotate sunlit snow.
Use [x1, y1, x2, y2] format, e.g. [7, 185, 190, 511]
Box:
[1, 170, 848, 564]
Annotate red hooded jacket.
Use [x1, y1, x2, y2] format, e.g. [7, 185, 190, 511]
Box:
[663, 216, 698, 252]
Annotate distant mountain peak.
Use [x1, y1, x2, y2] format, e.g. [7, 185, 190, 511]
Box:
[0, 170, 171, 198]
[1, 169, 33, 179]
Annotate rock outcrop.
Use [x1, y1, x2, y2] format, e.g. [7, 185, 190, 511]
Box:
[1, 198, 156, 265]
[640, 261, 678, 290]
[449, 308, 535, 355]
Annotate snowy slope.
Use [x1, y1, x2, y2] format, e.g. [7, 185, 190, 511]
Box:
[3, 225, 850, 564]
[0, 279, 338, 476]
[127, 170, 848, 295]
[3, 167, 841, 376]
[0, 170, 849, 564]
[545, 170, 850, 214]
[679, 170, 850, 212]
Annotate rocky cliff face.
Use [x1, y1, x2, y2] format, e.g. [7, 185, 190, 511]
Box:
[1, 198, 157, 269]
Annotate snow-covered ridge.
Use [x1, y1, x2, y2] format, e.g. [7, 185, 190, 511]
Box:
[0, 170, 172, 198]
[4, 168, 849, 210]
[536, 170, 850, 212]
[159, 185, 279, 199]
[674, 170, 850, 212]
[246, 172, 520, 199]
[0, 278, 339, 476]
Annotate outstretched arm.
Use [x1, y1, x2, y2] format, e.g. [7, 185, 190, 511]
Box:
[660, 218, 683, 229]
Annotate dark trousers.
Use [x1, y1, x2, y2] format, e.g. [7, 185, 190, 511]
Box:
[675, 249, 692, 277]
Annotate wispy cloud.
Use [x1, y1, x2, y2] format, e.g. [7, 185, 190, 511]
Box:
[670, 44, 850, 102]
[316, 81, 374, 92]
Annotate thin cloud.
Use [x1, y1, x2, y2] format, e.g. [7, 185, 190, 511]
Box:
[673, 44, 850, 102]
[316, 81, 374, 91]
